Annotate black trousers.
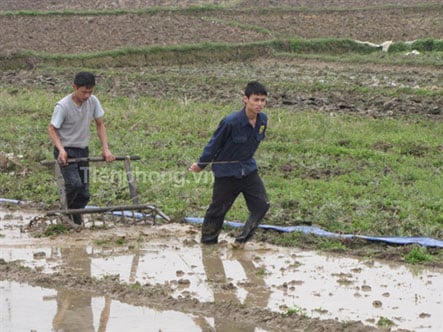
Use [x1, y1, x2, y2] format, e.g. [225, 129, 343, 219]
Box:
[201, 171, 269, 244]
[54, 147, 90, 210]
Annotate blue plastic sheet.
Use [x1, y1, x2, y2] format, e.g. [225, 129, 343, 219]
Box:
[183, 217, 443, 248]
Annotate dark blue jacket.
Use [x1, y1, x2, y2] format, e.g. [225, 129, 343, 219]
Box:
[198, 108, 267, 178]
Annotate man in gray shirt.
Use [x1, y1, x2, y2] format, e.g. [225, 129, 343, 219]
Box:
[48, 72, 115, 224]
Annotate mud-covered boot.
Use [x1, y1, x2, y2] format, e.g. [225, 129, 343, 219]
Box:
[230, 241, 245, 249]
[71, 214, 83, 225]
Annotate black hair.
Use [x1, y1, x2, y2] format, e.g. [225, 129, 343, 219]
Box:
[73, 71, 96, 87]
[244, 81, 267, 97]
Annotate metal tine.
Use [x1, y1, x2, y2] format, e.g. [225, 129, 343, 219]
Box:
[43, 204, 169, 229]
[131, 209, 136, 225]
[111, 208, 116, 225]
[120, 209, 125, 224]
[124, 210, 129, 224]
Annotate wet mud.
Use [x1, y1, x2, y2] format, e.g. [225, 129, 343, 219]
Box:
[1, 207, 441, 331]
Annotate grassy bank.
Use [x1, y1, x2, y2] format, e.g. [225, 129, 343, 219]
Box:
[2, 38, 443, 71]
[1, 88, 443, 243]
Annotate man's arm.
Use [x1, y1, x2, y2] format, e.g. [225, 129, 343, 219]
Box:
[48, 124, 68, 165]
[95, 117, 115, 162]
[189, 118, 230, 172]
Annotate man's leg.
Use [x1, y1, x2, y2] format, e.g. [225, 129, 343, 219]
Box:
[201, 177, 240, 244]
[234, 171, 269, 245]
[58, 163, 85, 208]
[59, 163, 87, 225]
[73, 158, 90, 209]
[55, 147, 90, 225]
[69, 159, 90, 225]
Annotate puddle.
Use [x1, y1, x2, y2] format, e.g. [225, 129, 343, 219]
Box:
[0, 207, 442, 331]
[1, 280, 265, 332]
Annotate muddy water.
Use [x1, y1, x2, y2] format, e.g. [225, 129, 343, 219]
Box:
[0, 208, 442, 332]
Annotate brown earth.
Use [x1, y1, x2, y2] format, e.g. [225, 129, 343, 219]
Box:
[1, 0, 442, 55]
[1, 1, 442, 331]
[0, 0, 442, 119]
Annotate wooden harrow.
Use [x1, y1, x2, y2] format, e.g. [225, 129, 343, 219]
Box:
[31, 156, 170, 229]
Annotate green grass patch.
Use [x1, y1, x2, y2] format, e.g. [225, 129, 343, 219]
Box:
[43, 224, 69, 236]
[287, 38, 380, 54]
[1, 85, 442, 244]
[390, 39, 443, 53]
[1, 2, 442, 16]
[404, 246, 434, 264]
[377, 317, 395, 328]
[0, 7, 215, 17]
[3, 38, 443, 71]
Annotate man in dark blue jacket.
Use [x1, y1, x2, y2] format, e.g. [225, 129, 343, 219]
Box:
[189, 81, 270, 248]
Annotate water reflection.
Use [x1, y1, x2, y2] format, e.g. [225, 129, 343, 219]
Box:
[52, 246, 96, 332]
[196, 245, 271, 331]
[1, 243, 275, 332]
[0, 280, 216, 331]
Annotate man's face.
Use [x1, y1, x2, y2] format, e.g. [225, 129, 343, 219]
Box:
[73, 85, 94, 103]
[243, 93, 267, 114]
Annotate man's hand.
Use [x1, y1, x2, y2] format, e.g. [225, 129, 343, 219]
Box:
[188, 162, 202, 172]
[57, 149, 68, 166]
[102, 147, 115, 163]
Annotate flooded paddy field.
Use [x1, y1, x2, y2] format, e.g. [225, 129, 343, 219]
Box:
[1, 207, 441, 332]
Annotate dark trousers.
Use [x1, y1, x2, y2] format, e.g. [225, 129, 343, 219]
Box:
[54, 147, 90, 210]
[201, 171, 270, 244]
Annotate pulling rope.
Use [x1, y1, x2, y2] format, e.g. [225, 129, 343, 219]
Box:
[196, 160, 242, 165]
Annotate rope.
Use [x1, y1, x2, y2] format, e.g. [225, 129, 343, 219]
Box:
[196, 160, 242, 165]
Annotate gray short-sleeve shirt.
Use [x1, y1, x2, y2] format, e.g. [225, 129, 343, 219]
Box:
[50, 94, 105, 148]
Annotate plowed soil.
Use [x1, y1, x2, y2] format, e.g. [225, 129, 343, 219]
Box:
[0, 0, 442, 55]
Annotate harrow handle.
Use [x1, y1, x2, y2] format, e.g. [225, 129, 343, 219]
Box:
[40, 155, 141, 166]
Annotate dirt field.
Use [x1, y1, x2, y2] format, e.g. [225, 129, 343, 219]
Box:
[1, 1, 442, 331]
[0, 0, 442, 55]
[0, 0, 442, 120]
